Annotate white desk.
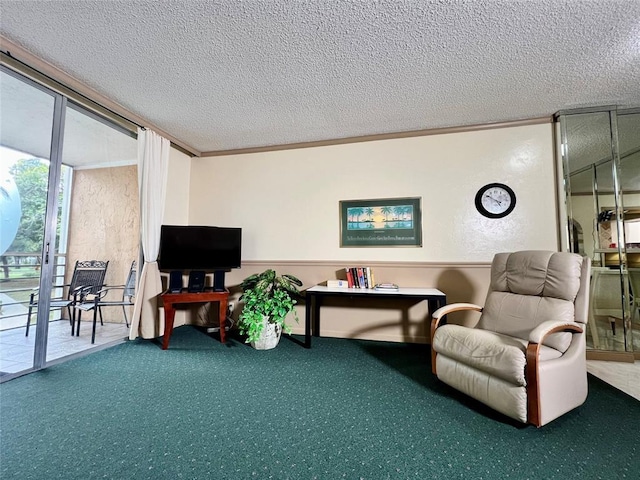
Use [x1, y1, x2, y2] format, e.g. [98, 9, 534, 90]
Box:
[303, 285, 447, 348]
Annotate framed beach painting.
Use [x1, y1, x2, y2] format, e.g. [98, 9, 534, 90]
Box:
[339, 197, 422, 247]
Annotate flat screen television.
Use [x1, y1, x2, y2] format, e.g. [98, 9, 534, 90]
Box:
[158, 225, 242, 272]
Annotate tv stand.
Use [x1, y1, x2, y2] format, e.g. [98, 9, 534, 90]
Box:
[160, 288, 229, 349]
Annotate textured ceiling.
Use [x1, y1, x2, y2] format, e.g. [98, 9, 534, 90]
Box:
[1, 0, 640, 154]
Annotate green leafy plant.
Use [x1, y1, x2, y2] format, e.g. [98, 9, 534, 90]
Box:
[238, 269, 303, 344]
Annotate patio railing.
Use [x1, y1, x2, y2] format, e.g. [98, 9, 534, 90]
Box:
[0, 253, 67, 329]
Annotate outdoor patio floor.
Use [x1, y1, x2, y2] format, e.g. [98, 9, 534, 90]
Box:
[0, 319, 129, 375]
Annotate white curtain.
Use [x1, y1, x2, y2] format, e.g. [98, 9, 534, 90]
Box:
[129, 128, 169, 340]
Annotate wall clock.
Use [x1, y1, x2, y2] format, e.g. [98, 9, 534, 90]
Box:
[475, 183, 516, 218]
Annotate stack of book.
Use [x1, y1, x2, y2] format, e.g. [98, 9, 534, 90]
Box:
[343, 266, 375, 289]
[327, 269, 400, 290]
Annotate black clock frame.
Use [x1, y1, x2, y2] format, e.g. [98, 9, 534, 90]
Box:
[475, 183, 516, 219]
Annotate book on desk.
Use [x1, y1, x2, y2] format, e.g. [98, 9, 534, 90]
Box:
[373, 283, 399, 291]
[326, 279, 399, 291]
[339, 266, 378, 289]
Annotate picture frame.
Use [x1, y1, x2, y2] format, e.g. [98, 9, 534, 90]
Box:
[339, 197, 422, 247]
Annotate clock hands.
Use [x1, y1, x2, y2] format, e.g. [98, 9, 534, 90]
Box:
[484, 193, 502, 206]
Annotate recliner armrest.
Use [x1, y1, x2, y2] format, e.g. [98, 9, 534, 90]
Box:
[431, 302, 483, 336]
[432, 302, 483, 318]
[430, 303, 483, 376]
[526, 320, 584, 427]
[432, 303, 482, 326]
[528, 320, 583, 345]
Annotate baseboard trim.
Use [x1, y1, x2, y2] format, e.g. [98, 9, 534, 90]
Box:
[288, 327, 428, 344]
[586, 350, 635, 362]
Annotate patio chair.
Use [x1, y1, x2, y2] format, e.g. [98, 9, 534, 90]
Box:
[26, 260, 109, 336]
[74, 261, 136, 343]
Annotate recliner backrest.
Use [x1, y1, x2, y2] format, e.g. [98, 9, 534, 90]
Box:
[477, 251, 586, 352]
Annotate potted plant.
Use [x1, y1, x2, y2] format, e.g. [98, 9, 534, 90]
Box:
[238, 269, 303, 350]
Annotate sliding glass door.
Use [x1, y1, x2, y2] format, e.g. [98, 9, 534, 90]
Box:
[1, 64, 138, 380]
[57, 101, 139, 353]
[0, 66, 67, 374]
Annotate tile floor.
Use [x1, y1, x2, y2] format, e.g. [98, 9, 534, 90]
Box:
[0, 319, 129, 377]
[585, 318, 640, 400]
[587, 359, 640, 400]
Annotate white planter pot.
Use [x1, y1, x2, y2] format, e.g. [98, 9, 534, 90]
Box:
[250, 317, 282, 350]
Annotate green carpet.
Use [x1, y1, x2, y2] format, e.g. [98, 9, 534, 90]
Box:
[1, 326, 639, 479]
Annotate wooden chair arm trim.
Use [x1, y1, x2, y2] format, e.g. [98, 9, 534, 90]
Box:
[526, 342, 542, 427]
[430, 318, 438, 375]
[432, 303, 482, 321]
[431, 303, 483, 336]
[529, 322, 583, 344]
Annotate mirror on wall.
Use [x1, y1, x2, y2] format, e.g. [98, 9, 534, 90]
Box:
[618, 111, 640, 353]
[559, 108, 639, 353]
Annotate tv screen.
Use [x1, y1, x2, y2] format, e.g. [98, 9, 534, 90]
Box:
[158, 225, 242, 271]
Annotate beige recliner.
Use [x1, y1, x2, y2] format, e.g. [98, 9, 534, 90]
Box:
[431, 251, 591, 427]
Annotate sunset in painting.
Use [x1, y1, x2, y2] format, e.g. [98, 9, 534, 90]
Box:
[340, 197, 422, 247]
[346, 204, 414, 230]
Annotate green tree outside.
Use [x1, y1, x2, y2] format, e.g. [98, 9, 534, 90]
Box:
[7, 158, 63, 258]
[8, 158, 48, 255]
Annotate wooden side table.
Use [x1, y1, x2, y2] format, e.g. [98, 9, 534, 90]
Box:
[160, 289, 229, 349]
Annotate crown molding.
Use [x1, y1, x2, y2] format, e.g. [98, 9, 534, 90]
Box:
[199, 117, 552, 157]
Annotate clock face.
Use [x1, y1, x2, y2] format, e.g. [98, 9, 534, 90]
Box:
[475, 183, 516, 218]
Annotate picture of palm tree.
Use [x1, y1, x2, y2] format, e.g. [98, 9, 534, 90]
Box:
[365, 207, 374, 221]
[346, 204, 414, 230]
[340, 197, 422, 247]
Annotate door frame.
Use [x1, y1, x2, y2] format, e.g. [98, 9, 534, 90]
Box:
[1, 65, 67, 370]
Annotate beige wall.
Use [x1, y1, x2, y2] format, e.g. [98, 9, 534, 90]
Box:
[156, 147, 193, 331]
[189, 123, 558, 262]
[222, 260, 491, 343]
[163, 147, 192, 225]
[67, 165, 139, 321]
[66, 146, 191, 325]
[173, 122, 560, 342]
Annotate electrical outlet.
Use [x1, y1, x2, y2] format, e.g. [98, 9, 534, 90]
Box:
[227, 302, 235, 316]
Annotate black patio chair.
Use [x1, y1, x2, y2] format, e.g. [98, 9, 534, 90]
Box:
[75, 261, 136, 343]
[26, 260, 109, 336]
